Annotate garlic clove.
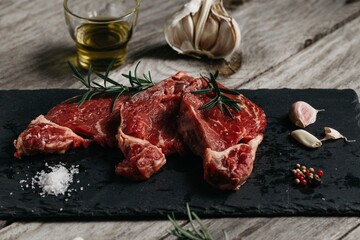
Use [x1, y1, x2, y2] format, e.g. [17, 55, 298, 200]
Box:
[290, 129, 322, 148]
[194, 0, 213, 50]
[320, 127, 356, 143]
[164, 0, 241, 60]
[199, 14, 219, 51]
[209, 18, 239, 61]
[180, 16, 195, 52]
[211, 1, 241, 61]
[289, 101, 325, 128]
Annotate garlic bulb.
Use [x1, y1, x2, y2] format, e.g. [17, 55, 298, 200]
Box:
[164, 0, 241, 61]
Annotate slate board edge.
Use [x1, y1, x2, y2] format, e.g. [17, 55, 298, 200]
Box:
[1, 88, 360, 220]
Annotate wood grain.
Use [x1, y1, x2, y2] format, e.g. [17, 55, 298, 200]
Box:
[164, 217, 360, 240]
[0, 220, 183, 240]
[1, 0, 360, 89]
[341, 223, 360, 240]
[124, 0, 360, 88]
[237, 17, 360, 95]
[1, 0, 360, 239]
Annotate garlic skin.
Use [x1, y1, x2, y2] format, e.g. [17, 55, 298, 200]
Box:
[290, 129, 322, 148]
[289, 101, 325, 128]
[164, 0, 241, 61]
[320, 127, 356, 143]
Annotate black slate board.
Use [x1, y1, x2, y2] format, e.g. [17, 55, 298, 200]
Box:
[0, 89, 360, 220]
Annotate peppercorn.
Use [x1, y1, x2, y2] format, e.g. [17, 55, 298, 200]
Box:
[291, 163, 323, 187]
[300, 179, 307, 186]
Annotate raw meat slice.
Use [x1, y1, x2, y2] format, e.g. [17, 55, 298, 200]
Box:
[14, 115, 90, 159]
[178, 84, 266, 190]
[115, 72, 203, 180]
[116, 131, 165, 181]
[14, 95, 128, 159]
[46, 96, 128, 147]
[203, 135, 263, 190]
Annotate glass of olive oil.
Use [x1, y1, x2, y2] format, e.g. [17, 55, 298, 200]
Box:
[64, 0, 140, 70]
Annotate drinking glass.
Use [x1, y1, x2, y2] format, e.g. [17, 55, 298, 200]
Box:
[64, 0, 140, 70]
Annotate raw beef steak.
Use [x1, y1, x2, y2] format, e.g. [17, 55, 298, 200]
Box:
[178, 84, 266, 190]
[46, 96, 127, 148]
[14, 115, 90, 159]
[14, 95, 128, 159]
[115, 72, 203, 180]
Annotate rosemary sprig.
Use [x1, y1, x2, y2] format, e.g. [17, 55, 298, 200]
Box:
[191, 71, 241, 120]
[67, 61, 154, 110]
[168, 203, 229, 240]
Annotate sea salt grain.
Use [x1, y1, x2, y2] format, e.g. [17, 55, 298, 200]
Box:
[32, 163, 79, 196]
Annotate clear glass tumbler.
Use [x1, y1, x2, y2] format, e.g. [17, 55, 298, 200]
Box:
[64, 0, 140, 70]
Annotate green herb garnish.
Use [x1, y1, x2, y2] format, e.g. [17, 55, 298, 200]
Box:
[67, 60, 154, 110]
[168, 203, 229, 240]
[191, 71, 241, 120]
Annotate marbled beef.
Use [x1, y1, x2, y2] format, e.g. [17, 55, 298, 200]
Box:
[115, 72, 203, 180]
[178, 83, 266, 190]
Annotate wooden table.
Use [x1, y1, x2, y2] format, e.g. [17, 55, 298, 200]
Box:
[1, 0, 360, 239]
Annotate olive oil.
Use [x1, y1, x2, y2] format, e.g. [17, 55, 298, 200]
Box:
[75, 21, 132, 70]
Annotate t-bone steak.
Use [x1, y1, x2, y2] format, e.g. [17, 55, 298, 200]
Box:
[115, 72, 203, 180]
[14, 96, 128, 159]
[178, 82, 266, 190]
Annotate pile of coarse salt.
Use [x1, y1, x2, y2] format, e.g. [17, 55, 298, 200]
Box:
[32, 163, 79, 197]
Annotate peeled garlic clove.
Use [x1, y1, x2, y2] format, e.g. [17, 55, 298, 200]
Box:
[320, 127, 356, 143]
[290, 129, 322, 148]
[164, 0, 241, 60]
[289, 101, 325, 128]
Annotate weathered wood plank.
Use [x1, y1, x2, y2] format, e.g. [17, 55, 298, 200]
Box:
[237, 217, 360, 240]
[1, 0, 360, 89]
[238, 16, 360, 95]
[341, 223, 360, 240]
[124, 0, 360, 88]
[163, 217, 360, 240]
[0, 220, 184, 240]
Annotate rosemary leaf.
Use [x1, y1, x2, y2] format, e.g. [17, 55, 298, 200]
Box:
[223, 230, 229, 240]
[198, 97, 219, 111]
[167, 215, 201, 240]
[223, 104, 235, 120]
[168, 204, 229, 240]
[111, 89, 126, 112]
[95, 72, 123, 87]
[68, 61, 154, 109]
[67, 61, 84, 83]
[87, 63, 92, 87]
[88, 91, 102, 100]
[193, 71, 241, 119]
[92, 81, 106, 89]
[72, 75, 89, 87]
[187, 203, 204, 238]
[219, 88, 240, 95]
[105, 58, 117, 77]
[191, 212, 214, 240]
[191, 88, 213, 95]
[77, 91, 92, 107]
